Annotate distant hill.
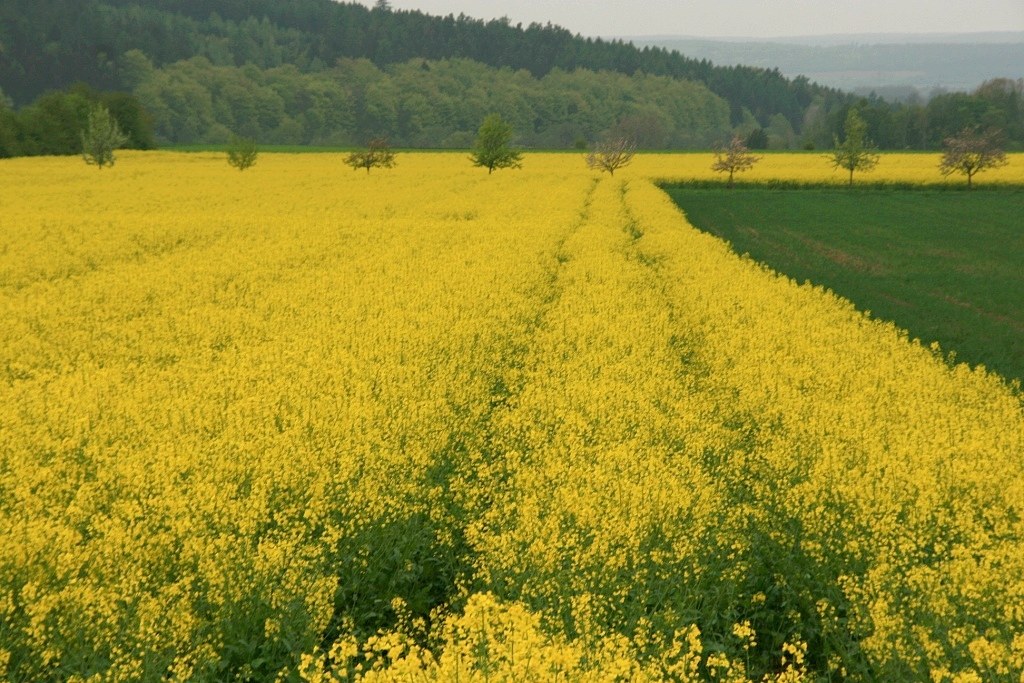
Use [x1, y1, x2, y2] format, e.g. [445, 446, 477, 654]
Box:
[719, 32, 1024, 46]
[1, 4, 1021, 152]
[630, 34, 1024, 95]
[0, 0, 844, 128]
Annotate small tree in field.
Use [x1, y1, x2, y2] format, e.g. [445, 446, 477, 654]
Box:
[712, 135, 760, 188]
[586, 136, 637, 176]
[81, 104, 128, 169]
[470, 114, 522, 174]
[227, 135, 258, 171]
[345, 137, 397, 173]
[828, 109, 879, 186]
[939, 128, 1008, 189]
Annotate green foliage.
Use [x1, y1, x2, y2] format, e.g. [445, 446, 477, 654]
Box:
[745, 127, 769, 150]
[666, 187, 1024, 385]
[119, 49, 156, 89]
[99, 91, 156, 150]
[22, 90, 93, 156]
[470, 114, 522, 173]
[81, 104, 129, 169]
[828, 109, 879, 186]
[344, 137, 397, 173]
[125, 56, 731, 149]
[4, 1, 1022, 151]
[226, 135, 258, 170]
[0, 0, 842, 142]
[0, 103, 21, 158]
[0, 85, 154, 159]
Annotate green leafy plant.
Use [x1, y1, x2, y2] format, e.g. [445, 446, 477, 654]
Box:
[828, 110, 879, 186]
[345, 137, 397, 173]
[81, 104, 128, 169]
[470, 114, 522, 174]
[227, 135, 258, 171]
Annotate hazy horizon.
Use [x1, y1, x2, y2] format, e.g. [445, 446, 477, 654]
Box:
[624, 31, 1024, 45]
[359, 1, 1024, 40]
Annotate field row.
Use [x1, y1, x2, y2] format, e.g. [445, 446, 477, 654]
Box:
[0, 153, 1022, 681]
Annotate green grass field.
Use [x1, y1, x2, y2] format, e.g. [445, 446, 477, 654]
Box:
[664, 187, 1024, 386]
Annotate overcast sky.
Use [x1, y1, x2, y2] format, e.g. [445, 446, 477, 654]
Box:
[360, 1, 1024, 39]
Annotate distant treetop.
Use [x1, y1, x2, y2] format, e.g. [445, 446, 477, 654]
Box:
[0, 0, 843, 135]
[2, 0, 1022, 152]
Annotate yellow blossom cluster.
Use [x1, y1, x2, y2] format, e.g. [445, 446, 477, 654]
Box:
[0, 151, 1021, 681]
[634, 150, 1024, 185]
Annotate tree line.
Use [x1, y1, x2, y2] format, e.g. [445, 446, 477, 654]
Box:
[0, 0, 1021, 153]
[815, 79, 1024, 152]
[1, 56, 732, 154]
[0, 85, 154, 158]
[0, 0, 838, 133]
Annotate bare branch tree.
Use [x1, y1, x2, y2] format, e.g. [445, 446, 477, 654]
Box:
[939, 128, 1008, 189]
[711, 135, 760, 188]
[586, 137, 637, 176]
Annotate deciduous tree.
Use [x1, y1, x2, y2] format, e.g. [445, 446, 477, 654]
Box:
[939, 128, 1008, 189]
[0, 97, 20, 158]
[470, 114, 522, 174]
[711, 135, 760, 187]
[226, 135, 258, 170]
[745, 127, 769, 150]
[828, 109, 879, 186]
[81, 104, 128, 169]
[585, 136, 636, 176]
[345, 137, 396, 173]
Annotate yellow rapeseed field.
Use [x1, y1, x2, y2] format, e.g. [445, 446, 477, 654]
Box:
[1, 151, 1022, 682]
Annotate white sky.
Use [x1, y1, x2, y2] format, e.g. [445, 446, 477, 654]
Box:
[360, 1, 1024, 38]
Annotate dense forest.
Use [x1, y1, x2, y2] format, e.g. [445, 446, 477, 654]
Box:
[127, 55, 733, 148]
[0, 0, 1022, 153]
